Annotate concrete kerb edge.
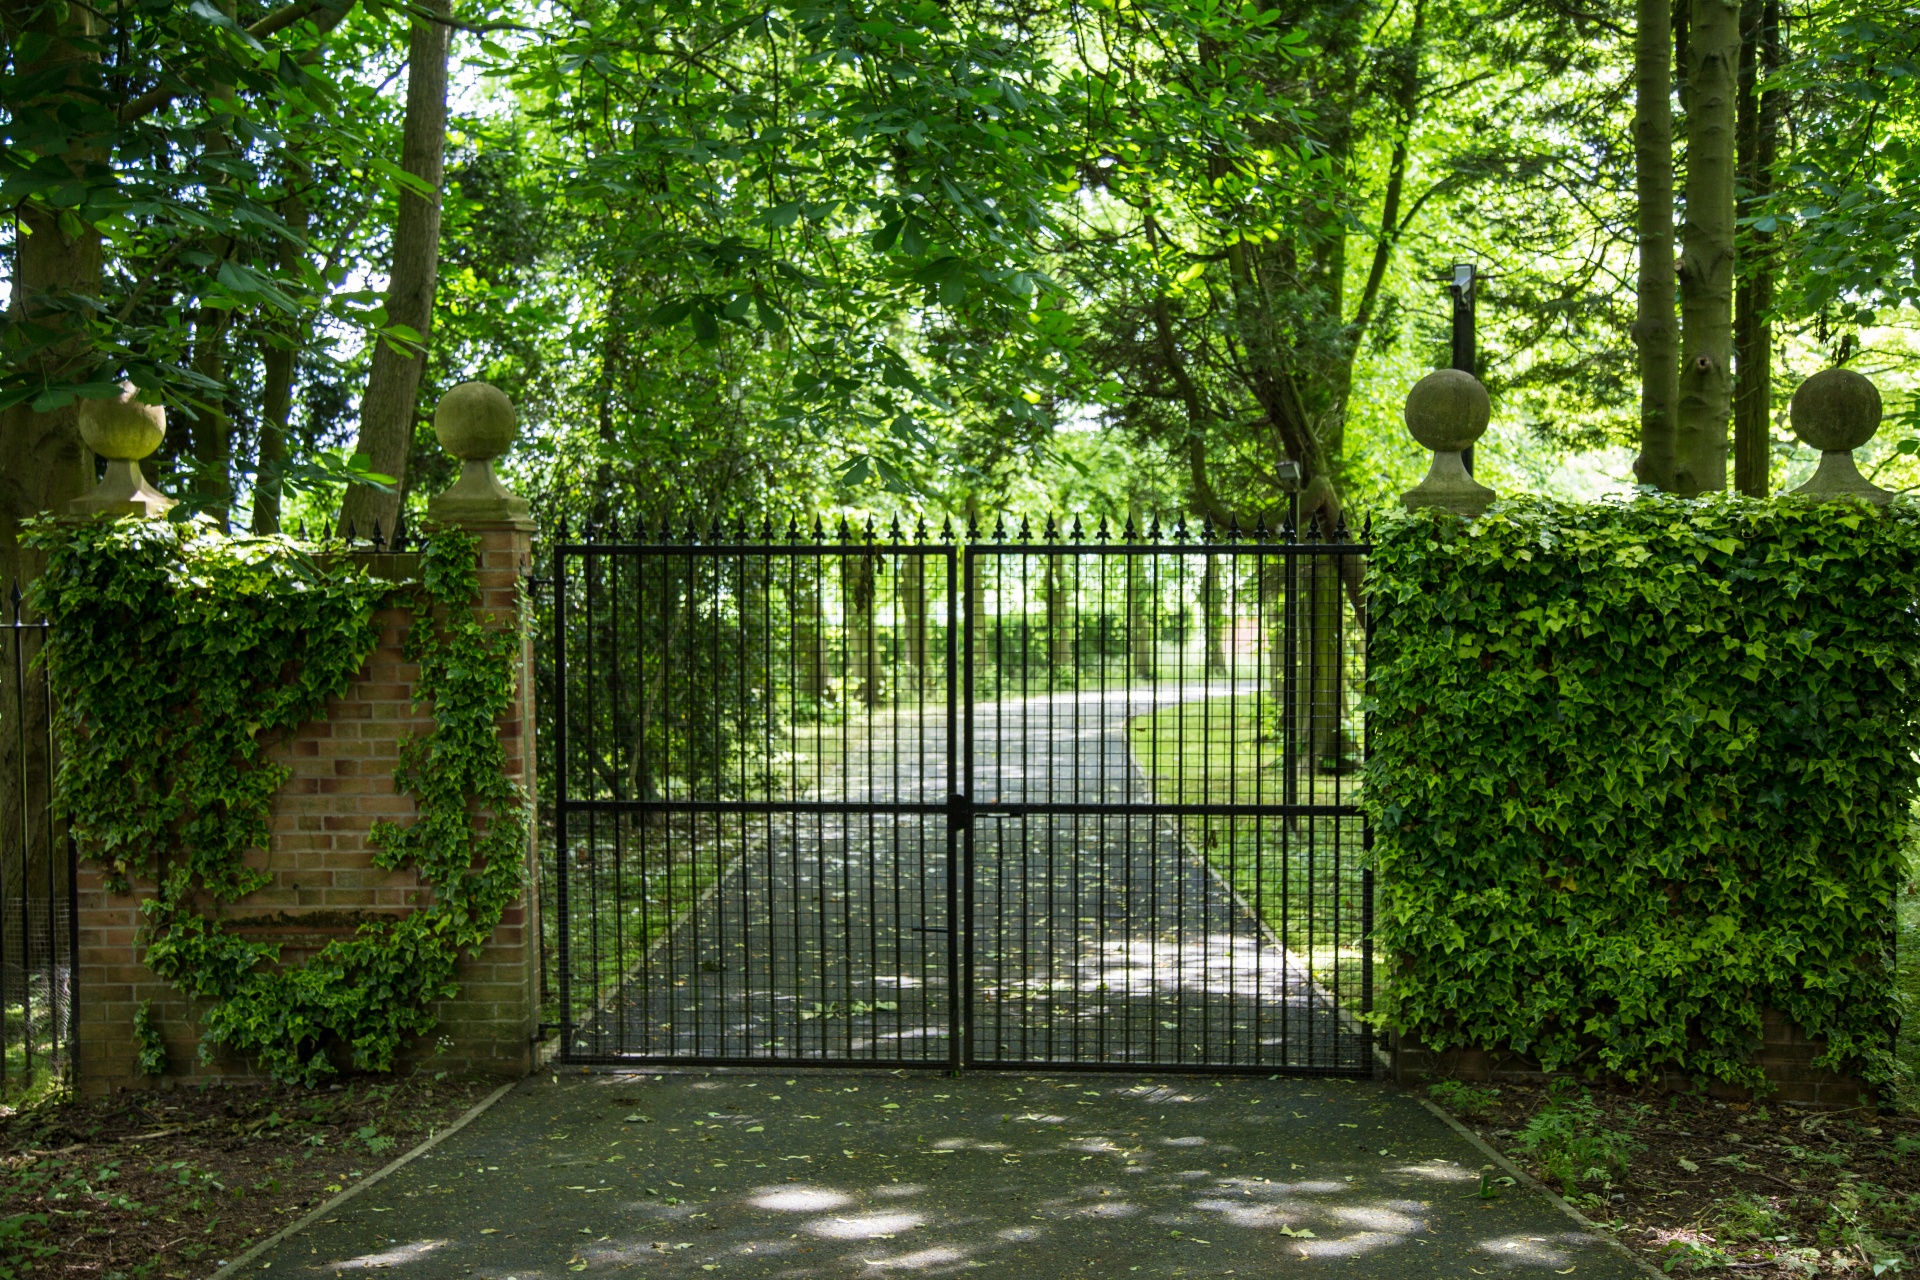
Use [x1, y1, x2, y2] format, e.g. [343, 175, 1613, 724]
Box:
[206, 1081, 518, 1280]
[1412, 1095, 1666, 1280]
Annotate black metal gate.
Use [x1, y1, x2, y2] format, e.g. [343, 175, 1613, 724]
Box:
[543, 517, 1371, 1074]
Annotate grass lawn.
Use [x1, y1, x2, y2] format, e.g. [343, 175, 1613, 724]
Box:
[1124, 692, 1368, 1000]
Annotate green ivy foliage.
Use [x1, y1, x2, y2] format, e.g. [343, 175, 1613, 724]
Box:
[29, 518, 527, 1085]
[132, 1001, 166, 1077]
[1366, 496, 1920, 1088]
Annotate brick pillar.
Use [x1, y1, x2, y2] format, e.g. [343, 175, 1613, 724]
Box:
[401, 518, 539, 1076]
[73, 383, 540, 1094]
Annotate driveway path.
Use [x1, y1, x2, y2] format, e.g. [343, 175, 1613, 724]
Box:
[581, 688, 1361, 1071]
[248, 1069, 1643, 1279]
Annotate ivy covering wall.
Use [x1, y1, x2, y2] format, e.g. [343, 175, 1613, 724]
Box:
[1367, 497, 1920, 1088]
[29, 518, 527, 1085]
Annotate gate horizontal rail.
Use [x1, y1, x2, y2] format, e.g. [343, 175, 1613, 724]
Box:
[557, 799, 1360, 818]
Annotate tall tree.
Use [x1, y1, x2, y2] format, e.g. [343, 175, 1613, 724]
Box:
[1732, 0, 1780, 496]
[338, 0, 451, 541]
[1633, 0, 1679, 489]
[0, 0, 105, 592]
[1675, 0, 1740, 494]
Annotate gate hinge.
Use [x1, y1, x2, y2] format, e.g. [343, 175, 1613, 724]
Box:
[947, 792, 972, 832]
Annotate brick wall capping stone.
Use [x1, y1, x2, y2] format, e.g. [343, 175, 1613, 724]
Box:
[1789, 367, 1895, 506]
[427, 382, 533, 530]
[70, 381, 176, 519]
[1400, 368, 1495, 517]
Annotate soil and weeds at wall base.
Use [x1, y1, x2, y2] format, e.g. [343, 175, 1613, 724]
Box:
[1429, 1080, 1920, 1277]
[0, 1073, 492, 1279]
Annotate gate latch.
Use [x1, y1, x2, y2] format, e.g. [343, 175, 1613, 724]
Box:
[947, 792, 972, 832]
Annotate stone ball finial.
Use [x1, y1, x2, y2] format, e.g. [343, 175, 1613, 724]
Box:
[69, 382, 174, 519]
[78, 383, 166, 461]
[1790, 367, 1881, 452]
[1400, 369, 1496, 518]
[426, 382, 532, 529]
[1788, 367, 1894, 506]
[434, 381, 517, 462]
[1404, 368, 1491, 453]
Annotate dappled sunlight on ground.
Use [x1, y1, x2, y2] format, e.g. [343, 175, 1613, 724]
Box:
[328, 1241, 447, 1270]
[260, 1070, 1643, 1279]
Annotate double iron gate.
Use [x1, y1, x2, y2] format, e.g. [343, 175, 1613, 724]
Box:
[544, 518, 1372, 1075]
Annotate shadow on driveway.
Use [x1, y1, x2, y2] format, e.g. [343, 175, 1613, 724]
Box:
[253, 1070, 1640, 1278]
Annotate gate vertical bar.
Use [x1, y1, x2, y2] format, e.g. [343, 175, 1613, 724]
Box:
[945, 547, 961, 1072]
[1361, 530, 1376, 1063]
[11, 590, 28, 1087]
[960, 542, 976, 1070]
[552, 538, 572, 1054]
[43, 612, 61, 1075]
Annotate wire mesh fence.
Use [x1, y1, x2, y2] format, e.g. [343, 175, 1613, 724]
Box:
[537, 514, 1371, 1075]
[2, 587, 77, 1103]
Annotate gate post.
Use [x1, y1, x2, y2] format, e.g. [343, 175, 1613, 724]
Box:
[413, 382, 541, 1076]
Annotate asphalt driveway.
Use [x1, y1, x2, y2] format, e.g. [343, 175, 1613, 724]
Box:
[244, 1068, 1643, 1279]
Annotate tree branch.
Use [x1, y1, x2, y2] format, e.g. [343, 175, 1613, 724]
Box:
[119, 1, 357, 124]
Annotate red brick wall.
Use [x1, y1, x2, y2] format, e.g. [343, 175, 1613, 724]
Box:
[74, 525, 539, 1095]
[1390, 1009, 1872, 1108]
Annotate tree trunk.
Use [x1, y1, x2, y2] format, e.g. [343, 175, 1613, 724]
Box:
[899, 552, 927, 693]
[1044, 554, 1073, 669]
[1633, 0, 1680, 489]
[793, 558, 826, 704]
[1126, 551, 1155, 682]
[337, 0, 451, 539]
[187, 3, 239, 527]
[252, 189, 304, 534]
[189, 310, 233, 524]
[1732, 0, 1779, 497]
[1293, 555, 1354, 774]
[0, 1, 102, 591]
[1201, 555, 1227, 677]
[1676, 0, 1739, 494]
[845, 553, 881, 707]
[0, 1, 100, 974]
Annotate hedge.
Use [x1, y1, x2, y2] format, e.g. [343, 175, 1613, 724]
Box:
[1366, 495, 1920, 1087]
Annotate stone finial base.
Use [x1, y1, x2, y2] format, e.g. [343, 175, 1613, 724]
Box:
[69, 459, 176, 519]
[1401, 450, 1495, 517]
[426, 458, 535, 530]
[1790, 450, 1894, 505]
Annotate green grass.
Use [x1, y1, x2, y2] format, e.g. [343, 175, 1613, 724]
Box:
[1, 1002, 67, 1112]
[1125, 693, 1368, 998]
[544, 819, 745, 1038]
